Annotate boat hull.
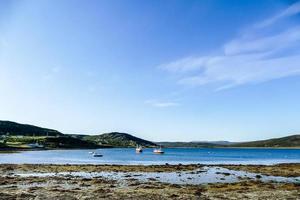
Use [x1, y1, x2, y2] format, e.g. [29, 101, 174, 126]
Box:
[93, 154, 103, 157]
[153, 151, 164, 154]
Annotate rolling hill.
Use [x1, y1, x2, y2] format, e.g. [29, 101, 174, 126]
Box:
[0, 120, 299, 149]
[0, 121, 156, 149]
[157, 140, 238, 148]
[229, 134, 300, 148]
[0, 121, 99, 149]
[157, 142, 220, 148]
[81, 132, 157, 147]
[0, 121, 62, 136]
[158, 135, 300, 148]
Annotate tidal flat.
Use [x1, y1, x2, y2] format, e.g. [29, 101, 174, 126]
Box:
[0, 164, 299, 199]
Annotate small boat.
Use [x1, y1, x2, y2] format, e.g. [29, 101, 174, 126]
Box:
[136, 145, 143, 153]
[153, 146, 164, 154]
[92, 152, 103, 157]
[89, 151, 95, 154]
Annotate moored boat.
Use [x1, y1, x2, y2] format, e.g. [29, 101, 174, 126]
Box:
[153, 146, 164, 154]
[136, 145, 143, 153]
[92, 152, 103, 157]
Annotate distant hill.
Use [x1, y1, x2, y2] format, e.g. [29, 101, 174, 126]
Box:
[157, 142, 220, 148]
[229, 135, 300, 148]
[81, 132, 157, 147]
[191, 141, 236, 145]
[158, 135, 300, 148]
[1, 120, 299, 149]
[0, 121, 62, 136]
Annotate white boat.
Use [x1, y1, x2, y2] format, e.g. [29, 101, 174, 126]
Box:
[153, 146, 164, 154]
[92, 152, 103, 157]
[136, 145, 143, 153]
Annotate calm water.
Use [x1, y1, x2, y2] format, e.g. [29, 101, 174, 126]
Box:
[0, 148, 300, 165]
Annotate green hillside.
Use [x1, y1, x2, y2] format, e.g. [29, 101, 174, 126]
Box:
[3, 136, 100, 149]
[1, 120, 299, 149]
[0, 121, 100, 149]
[0, 121, 156, 149]
[229, 135, 300, 148]
[82, 132, 156, 147]
[158, 135, 300, 148]
[0, 121, 62, 136]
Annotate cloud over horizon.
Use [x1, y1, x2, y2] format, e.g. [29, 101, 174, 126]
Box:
[160, 2, 300, 90]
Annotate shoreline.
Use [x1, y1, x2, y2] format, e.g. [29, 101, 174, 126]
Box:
[1, 163, 299, 199]
[1, 163, 299, 176]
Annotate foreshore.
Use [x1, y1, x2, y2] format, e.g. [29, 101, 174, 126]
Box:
[0, 163, 299, 199]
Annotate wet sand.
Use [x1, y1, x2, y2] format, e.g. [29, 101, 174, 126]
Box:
[0, 164, 200, 173]
[218, 163, 300, 177]
[0, 164, 299, 199]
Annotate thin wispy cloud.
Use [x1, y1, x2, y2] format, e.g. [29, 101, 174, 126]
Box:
[224, 27, 300, 56]
[145, 99, 180, 108]
[160, 2, 300, 90]
[159, 56, 209, 73]
[254, 1, 300, 28]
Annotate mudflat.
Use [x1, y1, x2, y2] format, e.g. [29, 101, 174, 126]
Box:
[0, 164, 299, 200]
[218, 163, 300, 177]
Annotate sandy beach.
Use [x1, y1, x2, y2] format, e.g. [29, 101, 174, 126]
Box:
[0, 163, 299, 200]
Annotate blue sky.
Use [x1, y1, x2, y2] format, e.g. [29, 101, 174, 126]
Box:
[1, 0, 300, 142]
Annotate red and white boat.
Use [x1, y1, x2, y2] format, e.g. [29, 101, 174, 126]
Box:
[153, 146, 164, 154]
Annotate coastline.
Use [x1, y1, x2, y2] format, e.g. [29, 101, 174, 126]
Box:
[1, 163, 299, 176]
[215, 146, 300, 149]
[0, 163, 299, 199]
